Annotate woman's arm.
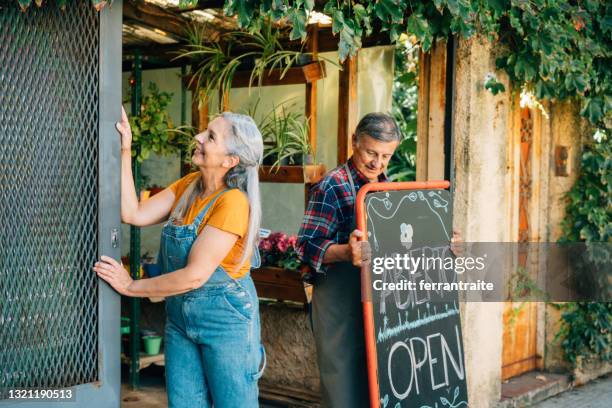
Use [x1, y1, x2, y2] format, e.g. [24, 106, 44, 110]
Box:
[117, 106, 176, 226]
[94, 225, 239, 297]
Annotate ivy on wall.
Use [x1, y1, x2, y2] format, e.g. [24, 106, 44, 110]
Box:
[215, 0, 611, 128]
[555, 133, 611, 367]
[18, 1, 611, 127]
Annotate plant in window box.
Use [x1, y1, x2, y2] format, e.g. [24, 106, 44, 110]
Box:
[258, 101, 312, 168]
[258, 232, 301, 271]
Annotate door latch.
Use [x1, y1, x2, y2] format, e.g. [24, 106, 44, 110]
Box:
[111, 228, 119, 248]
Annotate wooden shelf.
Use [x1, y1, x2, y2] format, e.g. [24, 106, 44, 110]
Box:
[184, 61, 326, 91]
[252, 266, 310, 304]
[259, 164, 326, 184]
[233, 61, 326, 88]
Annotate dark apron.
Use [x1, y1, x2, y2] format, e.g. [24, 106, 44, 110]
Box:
[311, 164, 369, 408]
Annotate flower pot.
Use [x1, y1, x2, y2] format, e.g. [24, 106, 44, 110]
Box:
[142, 335, 163, 356]
[121, 317, 130, 335]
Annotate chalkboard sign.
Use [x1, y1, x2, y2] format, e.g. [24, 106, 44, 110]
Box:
[357, 183, 468, 408]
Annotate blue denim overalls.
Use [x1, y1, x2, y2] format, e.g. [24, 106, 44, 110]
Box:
[159, 188, 265, 408]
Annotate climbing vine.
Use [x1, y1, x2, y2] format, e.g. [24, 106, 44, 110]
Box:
[18, 1, 611, 127]
[554, 132, 611, 367]
[214, 0, 612, 128]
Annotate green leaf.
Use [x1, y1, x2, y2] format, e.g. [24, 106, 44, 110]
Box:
[581, 97, 604, 124]
[303, 0, 315, 11]
[289, 9, 307, 40]
[406, 13, 429, 39]
[332, 10, 345, 34]
[488, 0, 507, 15]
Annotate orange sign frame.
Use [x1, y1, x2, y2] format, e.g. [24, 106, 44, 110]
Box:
[355, 180, 451, 408]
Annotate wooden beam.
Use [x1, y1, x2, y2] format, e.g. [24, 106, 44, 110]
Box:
[306, 24, 319, 156]
[427, 41, 447, 181]
[416, 50, 431, 181]
[123, 0, 191, 39]
[415, 41, 447, 181]
[259, 164, 326, 184]
[337, 54, 358, 164]
[231, 62, 326, 88]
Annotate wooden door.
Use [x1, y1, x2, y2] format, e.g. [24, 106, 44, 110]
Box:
[501, 108, 539, 380]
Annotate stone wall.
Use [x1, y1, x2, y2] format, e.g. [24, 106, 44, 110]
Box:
[259, 303, 320, 394]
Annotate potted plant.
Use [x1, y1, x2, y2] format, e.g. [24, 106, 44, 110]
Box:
[257, 100, 312, 168]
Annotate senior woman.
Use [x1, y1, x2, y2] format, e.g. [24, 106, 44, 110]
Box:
[94, 107, 266, 407]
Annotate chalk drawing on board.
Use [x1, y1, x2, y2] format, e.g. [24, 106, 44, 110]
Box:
[400, 223, 413, 249]
[419, 386, 468, 408]
[366, 190, 450, 251]
[377, 301, 460, 343]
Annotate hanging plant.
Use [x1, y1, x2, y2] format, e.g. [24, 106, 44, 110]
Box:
[176, 19, 337, 110]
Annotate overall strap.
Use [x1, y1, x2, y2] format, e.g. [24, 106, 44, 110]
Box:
[191, 188, 230, 230]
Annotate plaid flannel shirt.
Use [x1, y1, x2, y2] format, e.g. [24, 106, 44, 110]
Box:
[296, 158, 388, 276]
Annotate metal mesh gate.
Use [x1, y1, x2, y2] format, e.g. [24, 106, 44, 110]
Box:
[0, 0, 100, 395]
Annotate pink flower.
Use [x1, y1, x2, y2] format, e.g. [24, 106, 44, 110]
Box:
[260, 239, 272, 252]
[276, 238, 289, 253]
[287, 235, 298, 249]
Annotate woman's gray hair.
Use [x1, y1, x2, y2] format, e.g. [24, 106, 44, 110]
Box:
[221, 112, 263, 270]
[354, 112, 401, 143]
[172, 112, 263, 272]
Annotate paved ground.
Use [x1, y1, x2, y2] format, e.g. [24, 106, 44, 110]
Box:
[121, 365, 610, 408]
[120, 365, 281, 408]
[534, 374, 612, 408]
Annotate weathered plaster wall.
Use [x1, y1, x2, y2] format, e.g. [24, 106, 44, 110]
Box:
[541, 101, 589, 373]
[452, 35, 512, 408]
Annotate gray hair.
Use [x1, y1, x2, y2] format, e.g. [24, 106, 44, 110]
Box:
[354, 112, 401, 143]
[221, 112, 264, 270]
[172, 112, 263, 272]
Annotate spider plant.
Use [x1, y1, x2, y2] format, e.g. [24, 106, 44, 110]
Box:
[177, 20, 333, 108]
[177, 24, 258, 108]
[258, 100, 312, 168]
[232, 22, 306, 90]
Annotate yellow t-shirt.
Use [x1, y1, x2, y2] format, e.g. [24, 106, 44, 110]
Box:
[168, 172, 251, 279]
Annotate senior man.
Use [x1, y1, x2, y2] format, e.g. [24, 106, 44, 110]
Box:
[296, 112, 400, 407]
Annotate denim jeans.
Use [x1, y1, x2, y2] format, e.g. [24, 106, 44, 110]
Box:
[159, 189, 265, 408]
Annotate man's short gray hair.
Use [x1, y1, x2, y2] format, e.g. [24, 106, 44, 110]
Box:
[354, 112, 401, 143]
